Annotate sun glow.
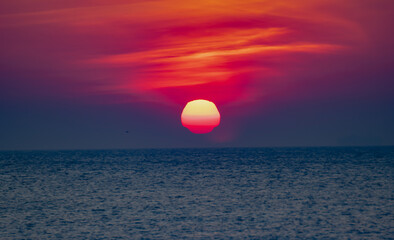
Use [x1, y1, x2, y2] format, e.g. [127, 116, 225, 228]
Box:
[181, 100, 220, 134]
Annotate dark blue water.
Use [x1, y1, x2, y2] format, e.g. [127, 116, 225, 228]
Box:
[0, 147, 393, 239]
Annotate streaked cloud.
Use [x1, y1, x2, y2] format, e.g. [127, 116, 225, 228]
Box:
[0, 0, 390, 105]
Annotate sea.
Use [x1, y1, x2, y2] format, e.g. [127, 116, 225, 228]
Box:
[0, 147, 393, 239]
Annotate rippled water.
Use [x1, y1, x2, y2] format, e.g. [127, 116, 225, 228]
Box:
[0, 147, 393, 239]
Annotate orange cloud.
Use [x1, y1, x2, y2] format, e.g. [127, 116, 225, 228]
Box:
[0, 0, 368, 105]
[78, 0, 355, 104]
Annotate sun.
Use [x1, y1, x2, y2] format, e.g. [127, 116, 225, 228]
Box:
[181, 99, 220, 134]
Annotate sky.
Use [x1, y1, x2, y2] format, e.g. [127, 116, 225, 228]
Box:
[0, 0, 393, 150]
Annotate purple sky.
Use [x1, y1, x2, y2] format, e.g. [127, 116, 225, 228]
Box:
[0, 0, 393, 150]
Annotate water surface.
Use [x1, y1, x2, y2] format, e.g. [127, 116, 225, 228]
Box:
[0, 147, 393, 239]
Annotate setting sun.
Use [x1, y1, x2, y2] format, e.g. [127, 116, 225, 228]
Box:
[181, 100, 220, 134]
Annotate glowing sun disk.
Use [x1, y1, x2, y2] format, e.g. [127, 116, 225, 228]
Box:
[181, 99, 220, 134]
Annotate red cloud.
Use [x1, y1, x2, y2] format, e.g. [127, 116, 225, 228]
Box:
[1, 0, 388, 107]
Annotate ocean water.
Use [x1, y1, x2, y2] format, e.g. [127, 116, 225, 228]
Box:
[0, 147, 393, 239]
